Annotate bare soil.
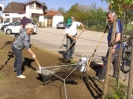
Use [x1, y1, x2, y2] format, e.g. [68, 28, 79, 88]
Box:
[0, 34, 125, 99]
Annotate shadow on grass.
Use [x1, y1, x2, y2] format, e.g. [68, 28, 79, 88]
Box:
[1, 41, 13, 50]
[22, 57, 36, 72]
[0, 51, 14, 70]
[83, 76, 103, 99]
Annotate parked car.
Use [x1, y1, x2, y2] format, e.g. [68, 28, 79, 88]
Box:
[3, 21, 37, 34]
[1, 21, 18, 31]
[56, 22, 65, 29]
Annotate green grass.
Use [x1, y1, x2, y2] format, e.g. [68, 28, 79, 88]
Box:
[126, 24, 133, 31]
[0, 31, 4, 35]
[0, 73, 4, 79]
[0, 50, 3, 53]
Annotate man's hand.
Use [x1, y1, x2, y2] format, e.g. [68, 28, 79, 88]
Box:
[106, 24, 110, 29]
[32, 54, 36, 58]
[82, 27, 85, 32]
[112, 48, 115, 54]
[73, 37, 78, 41]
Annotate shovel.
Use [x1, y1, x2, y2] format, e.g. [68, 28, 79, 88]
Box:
[34, 57, 42, 74]
[86, 27, 108, 71]
[63, 31, 84, 55]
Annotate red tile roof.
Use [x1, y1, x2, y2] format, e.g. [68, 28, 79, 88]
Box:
[44, 11, 62, 16]
[3, 2, 25, 14]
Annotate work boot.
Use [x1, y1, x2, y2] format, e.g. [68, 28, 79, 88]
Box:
[93, 76, 104, 81]
[111, 73, 118, 79]
[69, 56, 73, 59]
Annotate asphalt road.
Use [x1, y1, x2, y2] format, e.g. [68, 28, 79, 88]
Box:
[31, 27, 108, 62]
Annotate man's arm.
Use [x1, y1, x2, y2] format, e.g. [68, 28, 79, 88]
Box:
[80, 22, 85, 31]
[67, 33, 77, 41]
[113, 33, 121, 49]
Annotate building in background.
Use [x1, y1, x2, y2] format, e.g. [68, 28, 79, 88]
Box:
[0, 0, 47, 28]
[39, 11, 64, 27]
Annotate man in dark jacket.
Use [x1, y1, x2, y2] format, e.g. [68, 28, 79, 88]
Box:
[93, 10, 124, 81]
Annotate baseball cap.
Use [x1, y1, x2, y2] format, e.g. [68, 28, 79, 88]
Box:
[66, 18, 72, 26]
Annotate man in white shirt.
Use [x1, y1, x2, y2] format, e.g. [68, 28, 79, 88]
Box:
[63, 17, 85, 61]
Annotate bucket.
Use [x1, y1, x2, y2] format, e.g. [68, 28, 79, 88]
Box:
[80, 64, 86, 72]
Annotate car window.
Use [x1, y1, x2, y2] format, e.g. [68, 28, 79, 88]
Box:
[59, 22, 65, 24]
[32, 22, 35, 25]
[15, 22, 20, 26]
[10, 22, 16, 25]
[59, 22, 63, 24]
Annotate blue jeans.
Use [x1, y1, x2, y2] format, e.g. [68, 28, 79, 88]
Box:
[99, 49, 119, 79]
[12, 45, 23, 76]
[64, 36, 76, 59]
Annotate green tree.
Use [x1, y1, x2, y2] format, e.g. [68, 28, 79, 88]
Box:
[58, 7, 66, 14]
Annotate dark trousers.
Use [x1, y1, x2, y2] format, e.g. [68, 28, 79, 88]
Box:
[99, 49, 119, 79]
[64, 36, 76, 59]
[12, 45, 23, 76]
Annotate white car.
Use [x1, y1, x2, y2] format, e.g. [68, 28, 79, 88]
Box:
[4, 21, 37, 34]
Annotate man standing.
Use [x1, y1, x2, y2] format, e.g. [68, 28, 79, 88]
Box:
[14, 16, 32, 40]
[20, 16, 31, 29]
[12, 23, 36, 79]
[93, 11, 123, 81]
[63, 17, 85, 61]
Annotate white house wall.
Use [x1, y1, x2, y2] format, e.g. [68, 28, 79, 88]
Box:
[52, 15, 64, 27]
[2, 13, 27, 22]
[39, 16, 44, 22]
[44, 17, 47, 26]
[25, 4, 44, 17]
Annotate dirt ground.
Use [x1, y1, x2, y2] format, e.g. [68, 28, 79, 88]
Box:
[0, 34, 125, 99]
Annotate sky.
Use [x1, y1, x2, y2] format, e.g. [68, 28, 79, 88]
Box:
[0, 0, 109, 14]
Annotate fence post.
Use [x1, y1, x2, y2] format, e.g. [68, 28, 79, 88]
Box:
[102, 16, 117, 99]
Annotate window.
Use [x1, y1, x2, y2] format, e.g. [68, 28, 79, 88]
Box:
[5, 14, 9, 16]
[4, 18, 10, 23]
[36, 4, 41, 9]
[12, 18, 21, 22]
[15, 22, 20, 26]
[29, 3, 34, 9]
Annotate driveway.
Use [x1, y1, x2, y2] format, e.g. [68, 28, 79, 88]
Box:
[31, 27, 108, 62]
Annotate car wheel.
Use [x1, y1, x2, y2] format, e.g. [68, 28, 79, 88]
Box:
[6, 29, 12, 34]
[57, 27, 59, 29]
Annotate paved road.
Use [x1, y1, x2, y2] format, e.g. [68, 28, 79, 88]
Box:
[31, 28, 108, 62]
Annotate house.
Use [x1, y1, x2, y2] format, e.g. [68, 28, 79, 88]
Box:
[39, 11, 64, 27]
[1, 0, 47, 24]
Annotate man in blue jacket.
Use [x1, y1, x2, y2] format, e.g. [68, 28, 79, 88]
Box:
[93, 10, 124, 81]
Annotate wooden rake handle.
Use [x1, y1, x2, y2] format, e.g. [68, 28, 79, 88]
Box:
[34, 57, 41, 67]
[87, 28, 107, 68]
[63, 31, 84, 55]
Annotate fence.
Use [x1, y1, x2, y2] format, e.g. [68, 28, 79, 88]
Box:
[80, 20, 106, 32]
